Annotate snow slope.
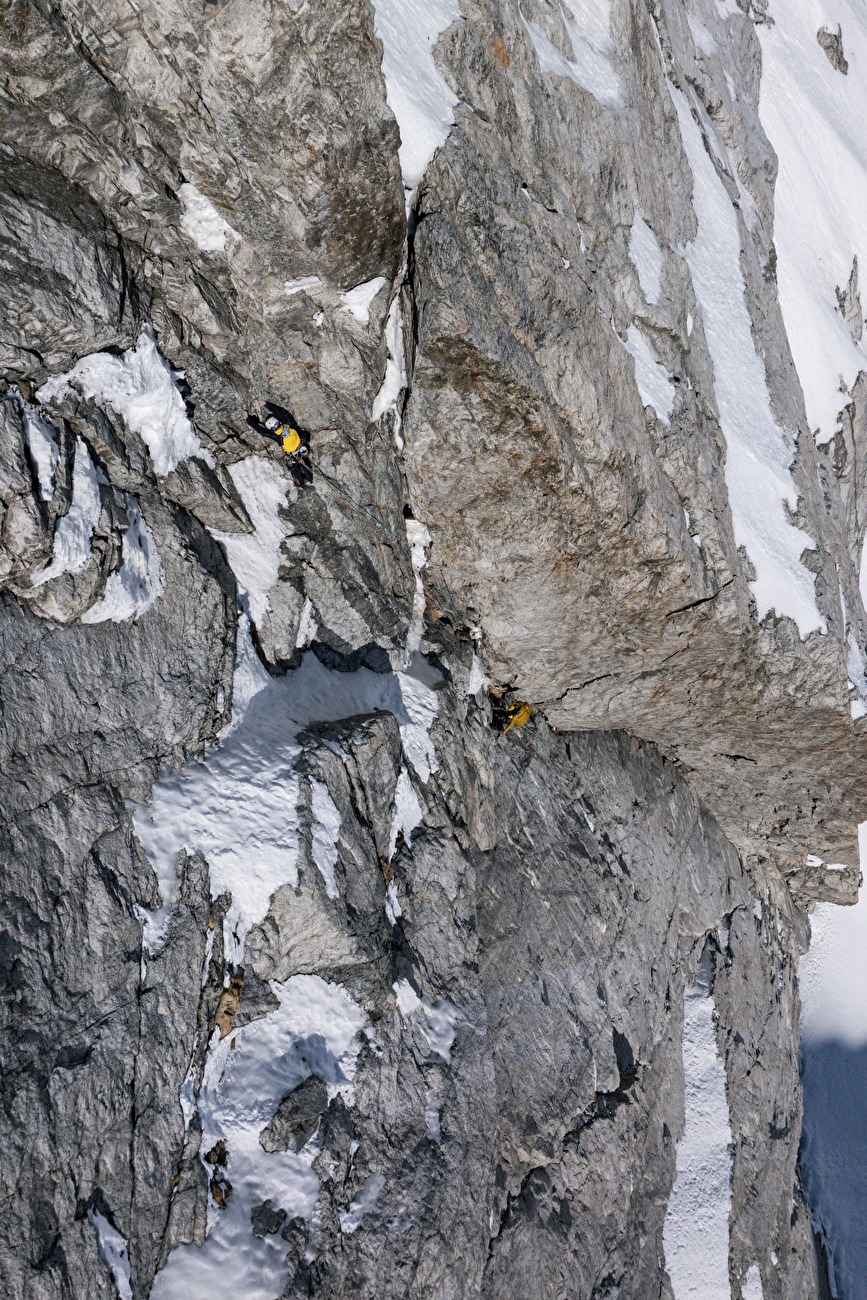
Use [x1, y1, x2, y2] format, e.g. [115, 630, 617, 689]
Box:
[671, 84, 825, 637]
[758, 2, 867, 444]
[369, 0, 463, 199]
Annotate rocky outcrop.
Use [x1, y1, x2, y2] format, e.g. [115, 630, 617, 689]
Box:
[0, 0, 860, 1296]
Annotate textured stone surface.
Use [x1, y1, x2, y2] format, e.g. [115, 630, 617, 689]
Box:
[0, 0, 856, 1296]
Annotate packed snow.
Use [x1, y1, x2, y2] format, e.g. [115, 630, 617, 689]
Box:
[88, 1208, 133, 1300]
[152, 976, 367, 1300]
[32, 437, 102, 587]
[134, 632, 439, 958]
[757, 4, 867, 444]
[211, 457, 291, 627]
[39, 329, 209, 477]
[339, 277, 387, 324]
[21, 403, 59, 500]
[663, 955, 733, 1298]
[629, 213, 664, 305]
[671, 85, 826, 637]
[370, 0, 463, 198]
[310, 778, 341, 900]
[388, 765, 423, 859]
[622, 324, 675, 426]
[81, 494, 165, 624]
[742, 1264, 764, 1299]
[178, 183, 240, 255]
[522, 0, 623, 108]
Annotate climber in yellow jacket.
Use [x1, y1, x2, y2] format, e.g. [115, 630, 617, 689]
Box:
[247, 401, 313, 487]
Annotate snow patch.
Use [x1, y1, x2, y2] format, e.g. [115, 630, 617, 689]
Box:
[32, 437, 102, 586]
[21, 404, 59, 500]
[39, 329, 209, 477]
[388, 765, 423, 859]
[340, 277, 387, 324]
[88, 1208, 133, 1300]
[663, 959, 733, 1298]
[152, 976, 366, 1300]
[81, 494, 165, 624]
[405, 516, 431, 659]
[396, 669, 439, 782]
[310, 778, 341, 900]
[371, 298, 407, 440]
[284, 276, 322, 296]
[295, 596, 318, 649]
[394, 977, 460, 1063]
[179, 182, 240, 255]
[369, 0, 463, 199]
[671, 85, 826, 637]
[758, 6, 867, 443]
[211, 457, 291, 627]
[522, 0, 623, 108]
[135, 640, 440, 957]
[743, 1264, 764, 1299]
[629, 213, 664, 305]
[467, 653, 488, 696]
[339, 1172, 385, 1234]
[622, 324, 675, 425]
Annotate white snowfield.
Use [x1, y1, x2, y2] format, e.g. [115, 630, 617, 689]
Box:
[522, 0, 623, 107]
[370, 0, 463, 199]
[758, 3, 867, 445]
[663, 959, 733, 1298]
[178, 182, 240, 255]
[671, 84, 826, 638]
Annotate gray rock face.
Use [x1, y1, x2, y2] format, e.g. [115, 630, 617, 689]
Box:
[0, 0, 857, 1297]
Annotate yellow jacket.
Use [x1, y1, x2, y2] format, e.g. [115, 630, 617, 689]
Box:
[276, 425, 301, 454]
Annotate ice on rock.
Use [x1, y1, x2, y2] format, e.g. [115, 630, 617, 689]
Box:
[32, 437, 102, 586]
[310, 778, 341, 900]
[339, 1172, 386, 1234]
[211, 457, 291, 627]
[81, 493, 165, 624]
[87, 1208, 133, 1300]
[21, 403, 59, 500]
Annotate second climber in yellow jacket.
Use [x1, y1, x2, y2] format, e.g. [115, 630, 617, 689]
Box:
[247, 400, 313, 488]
